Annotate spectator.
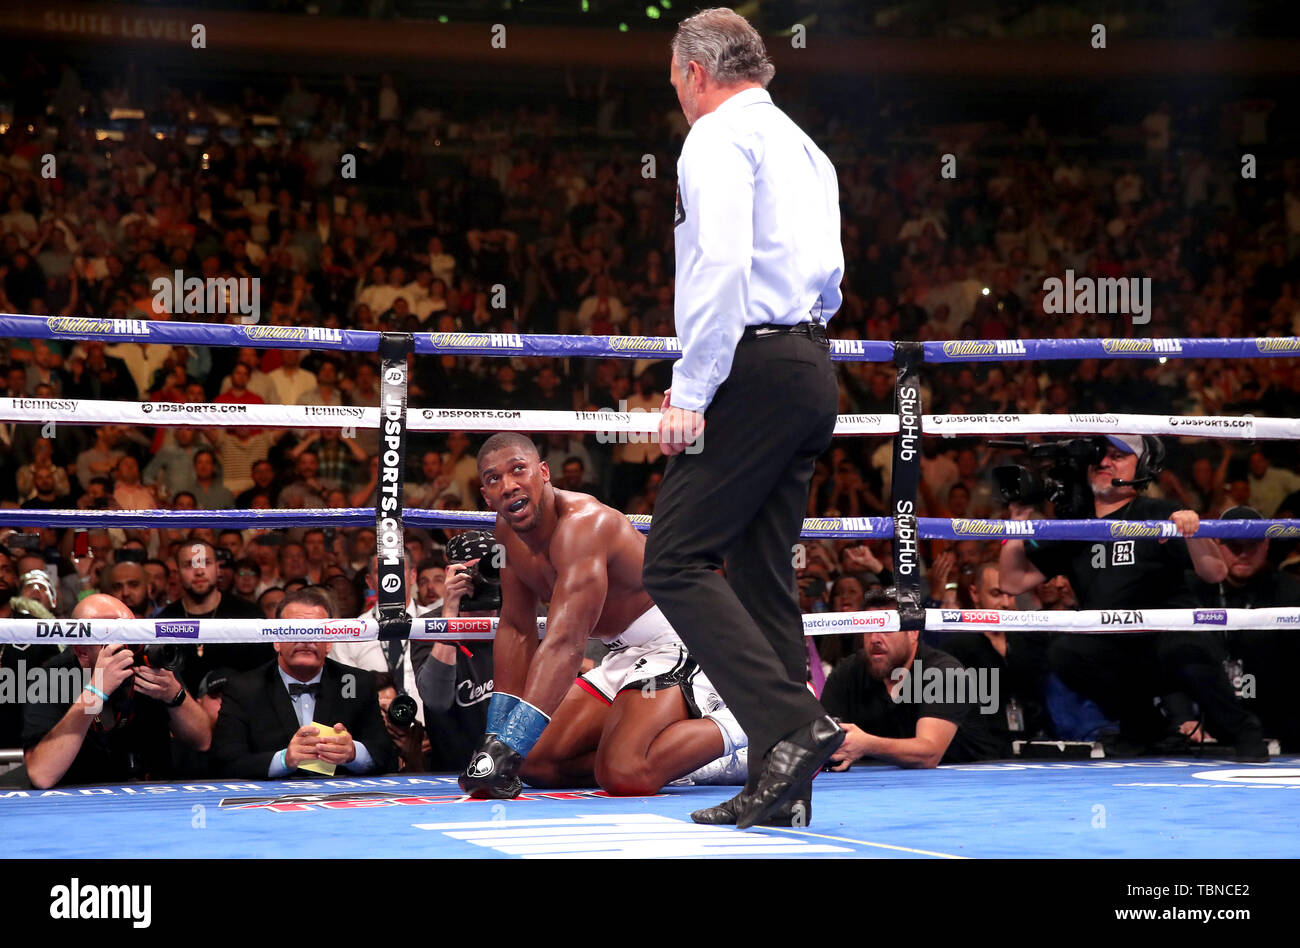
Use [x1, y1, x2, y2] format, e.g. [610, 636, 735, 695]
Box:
[1247, 450, 1300, 517]
[441, 431, 480, 502]
[235, 459, 279, 507]
[406, 449, 461, 509]
[277, 451, 329, 509]
[75, 426, 126, 494]
[111, 456, 158, 510]
[214, 362, 266, 408]
[279, 542, 311, 584]
[231, 559, 261, 603]
[290, 429, 366, 493]
[210, 585, 395, 779]
[266, 349, 317, 406]
[142, 427, 205, 502]
[154, 539, 267, 690]
[415, 553, 447, 610]
[258, 586, 286, 620]
[555, 456, 598, 496]
[190, 449, 236, 509]
[102, 561, 157, 619]
[609, 371, 662, 510]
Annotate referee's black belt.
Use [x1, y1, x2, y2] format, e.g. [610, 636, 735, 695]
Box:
[741, 321, 828, 342]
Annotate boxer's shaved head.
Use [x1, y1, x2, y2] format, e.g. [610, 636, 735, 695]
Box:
[479, 433, 550, 533]
[477, 433, 539, 474]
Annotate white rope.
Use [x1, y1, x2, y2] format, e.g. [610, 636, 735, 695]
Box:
[0, 397, 899, 436]
[927, 607, 1300, 633]
[3, 607, 1294, 643]
[0, 397, 377, 429]
[925, 412, 1285, 440]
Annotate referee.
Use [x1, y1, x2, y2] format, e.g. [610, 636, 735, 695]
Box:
[643, 8, 845, 830]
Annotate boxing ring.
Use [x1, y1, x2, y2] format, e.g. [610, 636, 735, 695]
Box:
[4, 759, 1299, 859]
[2, 313, 1299, 859]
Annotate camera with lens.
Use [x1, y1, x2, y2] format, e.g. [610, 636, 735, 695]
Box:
[991, 437, 1104, 521]
[444, 530, 502, 612]
[387, 692, 418, 728]
[132, 643, 185, 673]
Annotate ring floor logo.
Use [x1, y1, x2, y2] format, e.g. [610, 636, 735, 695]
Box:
[412, 813, 851, 858]
[1192, 768, 1300, 785]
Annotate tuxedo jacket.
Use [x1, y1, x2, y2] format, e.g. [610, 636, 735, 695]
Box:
[211, 659, 397, 779]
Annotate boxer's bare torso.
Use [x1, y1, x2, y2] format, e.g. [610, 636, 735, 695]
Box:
[494, 488, 654, 642]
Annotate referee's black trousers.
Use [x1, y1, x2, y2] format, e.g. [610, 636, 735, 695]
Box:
[643, 331, 839, 762]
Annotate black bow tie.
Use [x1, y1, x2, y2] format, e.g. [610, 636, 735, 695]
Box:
[288, 682, 319, 698]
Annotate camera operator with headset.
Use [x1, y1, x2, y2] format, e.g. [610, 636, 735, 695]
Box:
[20, 594, 212, 788]
[411, 531, 498, 773]
[999, 435, 1244, 755]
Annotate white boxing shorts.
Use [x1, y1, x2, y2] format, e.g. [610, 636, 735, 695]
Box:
[576, 605, 746, 752]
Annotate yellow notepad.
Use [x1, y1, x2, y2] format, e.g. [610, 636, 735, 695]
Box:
[296, 722, 347, 775]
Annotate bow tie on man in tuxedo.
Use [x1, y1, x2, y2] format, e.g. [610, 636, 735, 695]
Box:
[275, 635, 359, 771]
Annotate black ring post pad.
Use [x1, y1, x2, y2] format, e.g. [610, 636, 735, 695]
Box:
[377, 611, 411, 642]
[376, 331, 415, 627]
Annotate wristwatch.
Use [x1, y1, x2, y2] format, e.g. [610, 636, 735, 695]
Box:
[166, 686, 187, 708]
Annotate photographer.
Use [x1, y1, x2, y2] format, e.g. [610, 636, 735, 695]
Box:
[411, 532, 497, 772]
[822, 592, 1004, 768]
[999, 436, 1230, 754]
[21, 594, 211, 788]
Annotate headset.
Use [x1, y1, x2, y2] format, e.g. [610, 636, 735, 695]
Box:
[1134, 435, 1166, 487]
[1103, 435, 1165, 490]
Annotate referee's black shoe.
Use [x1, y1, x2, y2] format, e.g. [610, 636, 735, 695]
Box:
[690, 785, 811, 827]
[734, 716, 844, 830]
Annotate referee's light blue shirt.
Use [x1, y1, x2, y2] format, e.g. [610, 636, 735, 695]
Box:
[671, 86, 844, 414]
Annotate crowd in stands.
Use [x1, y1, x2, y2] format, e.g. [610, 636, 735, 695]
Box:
[1, 55, 1299, 779]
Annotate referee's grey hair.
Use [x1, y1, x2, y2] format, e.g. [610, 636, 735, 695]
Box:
[671, 8, 775, 87]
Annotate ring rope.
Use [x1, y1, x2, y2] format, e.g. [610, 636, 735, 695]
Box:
[1, 507, 1292, 540]
[5, 311, 1298, 647]
[3, 607, 1297, 645]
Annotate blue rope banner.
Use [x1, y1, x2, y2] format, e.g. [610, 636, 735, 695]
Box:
[0, 313, 380, 352]
[923, 336, 1300, 363]
[919, 517, 1300, 541]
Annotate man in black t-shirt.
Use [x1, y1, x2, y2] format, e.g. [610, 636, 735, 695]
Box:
[941, 560, 1051, 753]
[1000, 436, 1229, 751]
[154, 539, 269, 692]
[1189, 506, 1300, 753]
[821, 607, 1003, 768]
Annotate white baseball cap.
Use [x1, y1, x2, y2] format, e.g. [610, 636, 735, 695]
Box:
[1104, 435, 1145, 457]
